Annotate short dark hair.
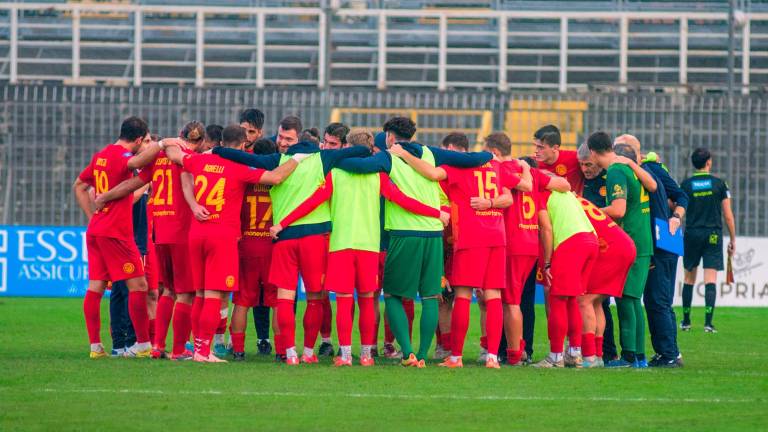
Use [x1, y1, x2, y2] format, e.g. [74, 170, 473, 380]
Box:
[484, 132, 511, 156]
[252, 138, 277, 155]
[239, 109, 265, 130]
[383, 117, 416, 141]
[221, 125, 246, 148]
[442, 132, 469, 151]
[691, 147, 711, 169]
[519, 156, 537, 168]
[325, 122, 350, 145]
[181, 121, 205, 143]
[205, 124, 223, 147]
[300, 128, 320, 145]
[534, 124, 561, 147]
[279, 115, 303, 134]
[587, 131, 613, 155]
[119, 116, 149, 142]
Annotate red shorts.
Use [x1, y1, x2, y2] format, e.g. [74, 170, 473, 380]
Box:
[325, 249, 379, 294]
[449, 246, 506, 290]
[188, 235, 240, 292]
[587, 241, 636, 297]
[234, 240, 276, 307]
[268, 234, 329, 293]
[550, 232, 598, 297]
[86, 234, 145, 282]
[155, 243, 195, 294]
[503, 254, 538, 305]
[143, 252, 159, 291]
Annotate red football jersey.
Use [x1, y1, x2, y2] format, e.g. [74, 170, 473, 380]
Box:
[139, 149, 193, 244]
[503, 163, 552, 256]
[538, 149, 584, 195]
[78, 144, 136, 241]
[576, 195, 635, 254]
[240, 183, 274, 243]
[442, 162, 506, 251]
[183, 153, 266, 238]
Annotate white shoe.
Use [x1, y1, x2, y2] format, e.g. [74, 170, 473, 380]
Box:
[123, 342, 152, 358]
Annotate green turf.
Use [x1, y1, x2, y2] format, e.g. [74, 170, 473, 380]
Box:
[1, 298, 766, 431]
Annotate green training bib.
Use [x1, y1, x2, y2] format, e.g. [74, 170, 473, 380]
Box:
[270, 153, 330, 227]
[385, 147, 443, 232]
[329, 168, 380, 252]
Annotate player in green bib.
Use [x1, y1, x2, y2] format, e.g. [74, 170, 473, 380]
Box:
[334, 117, 492, 366]
[588, 132, 653, 368]
[271, 129, 448, 366]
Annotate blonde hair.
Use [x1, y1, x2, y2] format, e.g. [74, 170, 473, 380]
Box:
[346, 128, 374, 149]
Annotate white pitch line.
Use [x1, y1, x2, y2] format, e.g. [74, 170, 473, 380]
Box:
[25, 388, 762, 404]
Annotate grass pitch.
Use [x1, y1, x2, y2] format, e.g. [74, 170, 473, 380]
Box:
[1, 298, 767, 431]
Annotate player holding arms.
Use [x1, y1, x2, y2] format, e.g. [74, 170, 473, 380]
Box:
[163, 125, 305, 362]
[73, 116, 162, 358]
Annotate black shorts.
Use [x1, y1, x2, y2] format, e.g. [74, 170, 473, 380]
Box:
[683, 228, 723, 271]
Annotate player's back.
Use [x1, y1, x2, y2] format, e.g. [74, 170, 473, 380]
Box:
[607, 163, 652, 256]
[184, 153, 265, 238]
[681, 173, 728, 230]
[576, 195, 633, 251]
[83, 144, 136, 241]
[542, 190, 594, 249]
[443, 161, 505, 250]
[329, 168, 381, 252]
[240, 182, 273, 251]
[143, 149, 193, 244]
[502, 161, 541, 256]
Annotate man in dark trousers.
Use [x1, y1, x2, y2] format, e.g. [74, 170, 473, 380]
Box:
[680, 148, 736, 334]
[615, 135, 688, 368]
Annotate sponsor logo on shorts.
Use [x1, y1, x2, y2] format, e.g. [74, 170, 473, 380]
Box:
[555, 164, 567, 176]
[225, 275, 235, 288]
[123, 262, 135, 274]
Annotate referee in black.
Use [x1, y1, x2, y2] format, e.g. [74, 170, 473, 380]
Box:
[680, 148, 736, 333]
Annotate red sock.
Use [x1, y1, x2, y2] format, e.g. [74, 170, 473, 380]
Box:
[435, 326, 442, 345]
[506, 348, 523, 365]
[191, 296, 204, 341]
[566, 296, 582, 349]
[403, 298, 415, 339]
[582, 332, 596, 357]
[321, 296, 333, 339]
[548, 295, 567, 354]
[450, 297, 471, 357]
[480, 335, 488, 350]
[440, 332, 452, 351]
[276, 298, 296, 352]
[172, 302, 192, 355]
[595, 336, 604, 358]
[231, 332, 245, 353]
[128, 291, 150, 344]
[149, 319, 156, 345]
[384, 316, 394, 344]
[357, 296, 376, 346]
[83, 290, 103, 344]
[485, 298, 503, 356]
[198, 297, 222, 357]
[336, 296, 354, 347]
[154, 295, 174, 349]
[520, 338, 526, 355]
[303, 299, 324, 350]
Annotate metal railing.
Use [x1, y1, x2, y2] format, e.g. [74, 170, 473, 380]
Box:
[1, 83, 766, 236]
[0, 3, 767, 91]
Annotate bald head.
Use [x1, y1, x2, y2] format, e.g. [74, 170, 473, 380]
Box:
[614, 134, 641, 157]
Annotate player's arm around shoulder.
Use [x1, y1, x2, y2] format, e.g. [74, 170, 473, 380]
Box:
[389, 144, 447, 181]
[127, 138, 162, 170]
[259, 152, 310, 185]
[430, 145, 492, 168]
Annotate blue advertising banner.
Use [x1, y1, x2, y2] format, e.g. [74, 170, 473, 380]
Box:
[0, 226, 89, 297]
